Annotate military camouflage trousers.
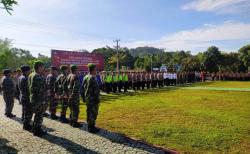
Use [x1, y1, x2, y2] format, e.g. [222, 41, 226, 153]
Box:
[59, 98, 68, 117]
[32, 102, 46, 128]
[69, 97, 79, 122]
[21, 99, 32, 125]
[48, 96, 58, 115]
[86, 100, 100, 127]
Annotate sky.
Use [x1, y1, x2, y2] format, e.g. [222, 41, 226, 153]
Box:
[0, 0, 250, 56]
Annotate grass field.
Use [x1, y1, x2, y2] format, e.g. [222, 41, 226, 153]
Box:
[77, 81, 250, 154]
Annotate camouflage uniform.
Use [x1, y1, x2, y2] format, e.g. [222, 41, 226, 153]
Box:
[0, 71, 15, 116]
[55, 69, 69, 121]
[18, 73, 32, 126]
[67, 65, 81, 126]
[28, 72, 46, 129]
[46, 73, 57, 116]
[84, 74, 100, 129]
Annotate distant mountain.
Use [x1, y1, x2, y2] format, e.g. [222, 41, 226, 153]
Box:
[130, 46, 164, 57]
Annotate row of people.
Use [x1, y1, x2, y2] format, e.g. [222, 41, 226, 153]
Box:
[0, 62, 101, 136]
[94, 72, 202, 93]
[210, 72, 250, 81]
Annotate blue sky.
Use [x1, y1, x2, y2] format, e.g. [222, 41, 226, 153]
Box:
[0, 0, 250, 56]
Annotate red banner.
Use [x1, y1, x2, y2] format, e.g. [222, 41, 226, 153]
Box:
[51, 50, 104, 71]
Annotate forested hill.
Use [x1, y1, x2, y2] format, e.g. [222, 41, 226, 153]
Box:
[130, 47, 164, 57]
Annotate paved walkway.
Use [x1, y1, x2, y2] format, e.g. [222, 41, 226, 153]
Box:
[0, 95, 170, 154]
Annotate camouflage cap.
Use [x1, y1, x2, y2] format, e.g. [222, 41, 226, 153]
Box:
[70, 65, 78, 71]
[3, 69, 11, 75]
[33, 60, 44, 69]
[60, 65, 68, 71]
[20, 65, 31, 73]
[87, 63, 96, 69]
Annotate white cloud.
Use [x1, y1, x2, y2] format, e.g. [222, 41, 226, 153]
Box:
[1, 19, 250, 55]
[161, 21, 250, 42]
[182, 0, 250, 13]
[124, 21, 250, 52]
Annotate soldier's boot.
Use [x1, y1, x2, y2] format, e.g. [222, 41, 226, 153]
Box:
[60, 115, 69, 123]
[50, 114, 59, 120]
[71, 121, 83, 128]
[88, 125, 100, 133]
[6, 113, 16, 118]
[43, 112, 50, 117]
[23, 123, 32, 131]
[33, 126, 47, 136]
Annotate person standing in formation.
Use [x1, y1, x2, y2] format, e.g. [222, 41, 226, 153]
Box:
[83, 63, 101, 133]
[55, 65, 69, 123]
[28, 61, 47, 136]
[46, 66, 59, 120]
[18, 65, 32, 131]
[0, 69, 16, 118]
[66, 65, 82, 128]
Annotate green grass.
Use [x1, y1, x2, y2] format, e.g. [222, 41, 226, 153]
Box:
[76, 81, 250, 154]
[190, 81, 250, 88]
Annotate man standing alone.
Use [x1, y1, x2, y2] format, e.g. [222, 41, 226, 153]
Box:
[83, 63, 100, 133]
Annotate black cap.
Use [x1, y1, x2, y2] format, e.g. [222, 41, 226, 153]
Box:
[3, 69, 11, 75]
[34, 61, 44, 70]
[20, 65, 31, 73]
[60, 65, 68, 71]
[51, 66, 58, 71]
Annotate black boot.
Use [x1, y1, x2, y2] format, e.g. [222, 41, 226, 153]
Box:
[50, 114, 59, 120]
[43, 112, 50, 117]
[88, 125, 100, 133]
[33, 126, 47, 136]
[6, 113, 16, 118]
[23, 123, 32, 131]
[60, 116, 69, 123]
[71, 121, 83, 128]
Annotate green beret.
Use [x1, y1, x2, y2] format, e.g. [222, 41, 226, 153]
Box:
[87, 63, 96, 69]
[20, 65, 31, 73]
[60, 65, 68, 71]
[3, 69, 11, 75]
[34, 61, 44, 69]
[70, 65, 78, 71]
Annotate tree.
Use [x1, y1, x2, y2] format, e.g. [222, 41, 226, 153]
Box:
[202, 46, 222, 73]
[134, 57, 144, 70]
[0, 0, 17, 14]
[93, 47, 116, 71]
[238, 44, 250, 72]
[0, 38, 16, 70]
[130, 46, 164, 57]
[108, 47, 135, 70]
[181, 56, 201, 71]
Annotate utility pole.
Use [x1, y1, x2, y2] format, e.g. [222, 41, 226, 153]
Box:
[113, 39, 120, 72]
[150, 54, 153, 73]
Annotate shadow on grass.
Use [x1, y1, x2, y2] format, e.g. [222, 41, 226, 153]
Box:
[99, 86, 182, 103]
[184, 81, 215, 87]
[0, 138, 18, 154]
